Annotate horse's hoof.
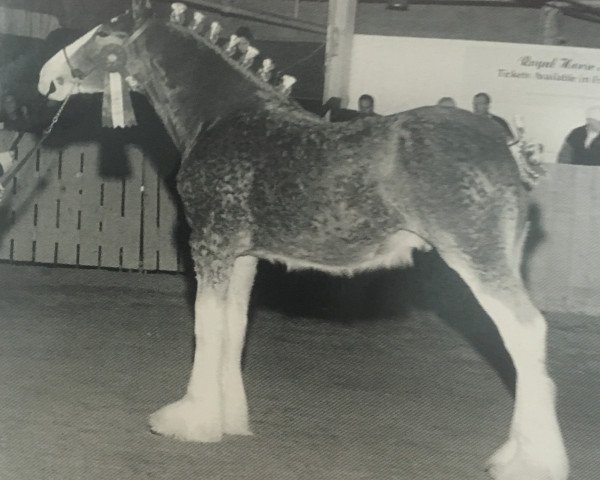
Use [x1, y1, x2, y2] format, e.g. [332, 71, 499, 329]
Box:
[149, 397, 223, 443]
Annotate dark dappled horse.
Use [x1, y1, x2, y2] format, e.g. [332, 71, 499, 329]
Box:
[37, 2, 568, 479]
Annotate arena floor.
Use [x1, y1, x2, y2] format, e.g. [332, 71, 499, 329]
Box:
[0, 258, 598, 480]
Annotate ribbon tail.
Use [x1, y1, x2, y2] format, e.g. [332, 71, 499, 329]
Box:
[102, 72, 137, 128]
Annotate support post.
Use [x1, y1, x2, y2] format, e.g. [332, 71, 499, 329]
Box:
[542, 2, 567, 45]
[323, 0, 358, 107]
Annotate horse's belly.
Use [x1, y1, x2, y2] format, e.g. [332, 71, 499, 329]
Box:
[250, 228, 431, 275]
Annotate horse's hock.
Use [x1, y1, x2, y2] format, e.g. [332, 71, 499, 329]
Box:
[0, 130, 599, 315]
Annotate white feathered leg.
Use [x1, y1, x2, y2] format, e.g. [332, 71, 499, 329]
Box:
[149, 278, 228, 442]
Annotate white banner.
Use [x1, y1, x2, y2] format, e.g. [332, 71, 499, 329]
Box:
[348, 35, 600, 161]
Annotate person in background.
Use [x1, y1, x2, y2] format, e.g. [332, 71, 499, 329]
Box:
[472, 92, 515, 143]
[358, 94, 379, 117]
[319, 97, 358, 122]
[0, 93, 32, 132]
[319, 94, 380, 122]
[437, 97, 456, 108]
[558, 106, 600, 166]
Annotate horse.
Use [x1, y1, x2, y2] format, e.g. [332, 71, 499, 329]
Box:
[37, 2, 568, 479]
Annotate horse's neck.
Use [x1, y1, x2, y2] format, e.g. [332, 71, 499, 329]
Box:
[128, 22, 273, 154]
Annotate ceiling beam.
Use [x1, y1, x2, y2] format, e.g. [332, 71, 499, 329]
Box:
[182, 0, 327, 34]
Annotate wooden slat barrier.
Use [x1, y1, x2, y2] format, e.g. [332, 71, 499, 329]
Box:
[1, 131, 600, 314]
[0, 131, 179, 272]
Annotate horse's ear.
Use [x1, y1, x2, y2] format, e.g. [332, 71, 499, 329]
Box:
[131, 0, 152, 24]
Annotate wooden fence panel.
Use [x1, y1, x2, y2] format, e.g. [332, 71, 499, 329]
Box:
[140, 157, 180, 272]
[98, 169, 124, 268]
[77, 143, 104, 267]
[0, 136, 176, 271]
[141, 153, 159, 271]
[120, 146, 144, 270]
[55, 147, 84, 265]
[1, 134, 48, 263]
[32, 147, 62, 264]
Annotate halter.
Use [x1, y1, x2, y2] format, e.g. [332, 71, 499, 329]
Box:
[62, 48, 88, 80]
[1, 40, 101, 194]
[127, 19, 152, 45]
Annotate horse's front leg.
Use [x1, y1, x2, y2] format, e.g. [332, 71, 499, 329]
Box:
[149, 255, 256, 442]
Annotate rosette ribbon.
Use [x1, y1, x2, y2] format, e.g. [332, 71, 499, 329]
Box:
[100, 44, 137, 128]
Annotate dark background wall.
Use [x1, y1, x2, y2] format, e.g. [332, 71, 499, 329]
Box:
[4, 1, 600, 111]
[354, 3, 600, 48]
[6, 1, 600, 46]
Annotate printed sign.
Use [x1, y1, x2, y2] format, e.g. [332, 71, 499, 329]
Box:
[348, 35, 600, 161]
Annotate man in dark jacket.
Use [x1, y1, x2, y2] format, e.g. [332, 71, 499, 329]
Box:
[472, 92, 515, 144]
[558, 107, 600, 166]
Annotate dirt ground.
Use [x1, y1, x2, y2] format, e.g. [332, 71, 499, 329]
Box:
[0, 257, 598, 480]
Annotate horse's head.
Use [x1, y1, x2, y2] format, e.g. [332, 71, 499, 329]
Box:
[38, 0, 151, 101]
[38, 0, 299, 149]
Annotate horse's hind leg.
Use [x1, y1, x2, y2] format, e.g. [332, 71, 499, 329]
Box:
[438, 251, 568, 480]
[149, 254, 257, 442]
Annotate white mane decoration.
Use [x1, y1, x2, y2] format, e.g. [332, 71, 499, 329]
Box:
[257, 58, 275, 82]
[189, 11, 206, 33]
[241, 46, 260, 68]
[166, 6, 296, 96]
[226, 34, 241, 56]
[170, 2, 188, 25]
[209, 21, 222, 44]
[278, 75, 297, 96]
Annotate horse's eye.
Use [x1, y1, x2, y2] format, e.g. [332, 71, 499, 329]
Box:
[97, 31, 110, 38]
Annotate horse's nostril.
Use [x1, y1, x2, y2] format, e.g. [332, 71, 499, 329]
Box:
[56, 76, 65, 85]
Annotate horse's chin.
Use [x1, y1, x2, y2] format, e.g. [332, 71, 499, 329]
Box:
[37, 80, 55, 99]
[41, 83, 101, 101]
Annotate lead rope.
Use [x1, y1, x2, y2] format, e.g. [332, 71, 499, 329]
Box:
[0, 87, 73, 202]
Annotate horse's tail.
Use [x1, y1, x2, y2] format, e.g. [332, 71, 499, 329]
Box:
[510, 139, 546, 190]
